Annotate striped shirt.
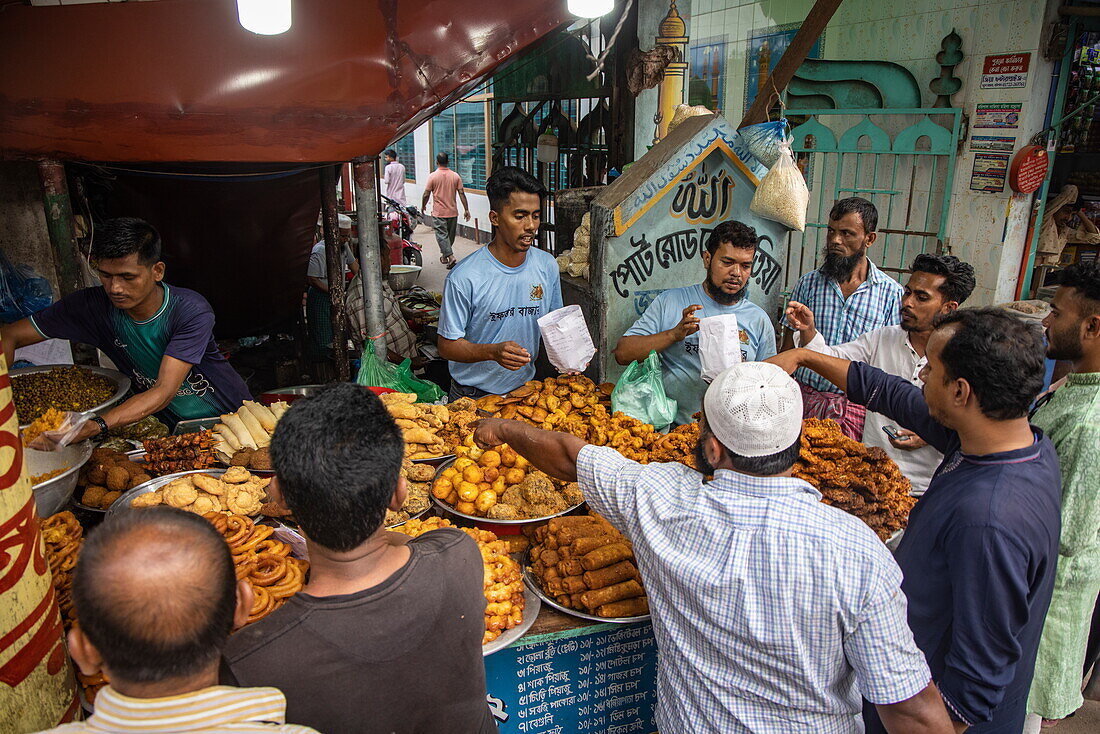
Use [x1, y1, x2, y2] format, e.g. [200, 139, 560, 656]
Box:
[40, 685, 317, 733]
[782, 260, 902, 393]
[577, 445, 931, 734]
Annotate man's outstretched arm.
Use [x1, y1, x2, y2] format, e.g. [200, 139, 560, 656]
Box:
[473, 418, 586, 482]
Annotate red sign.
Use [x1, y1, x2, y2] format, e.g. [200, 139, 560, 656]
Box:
[1009, 145, 1048, 194]
[983, 53, 1031, 75]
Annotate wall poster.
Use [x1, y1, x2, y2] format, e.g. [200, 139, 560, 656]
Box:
[974, 103, 1022, 129]
[969, 153, 1009, 193]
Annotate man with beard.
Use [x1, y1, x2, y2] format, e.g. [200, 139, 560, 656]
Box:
[783, 254, 976, 495]
[1026, 260, 1100, 728]
[769, 309, 1060, 733]
[780, 197, 903, 439]
[614, 220, 776, 425]
[472, 363, 953, 734]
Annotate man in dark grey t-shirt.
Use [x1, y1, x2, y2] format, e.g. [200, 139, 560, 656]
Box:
[221, 383, 496, 734]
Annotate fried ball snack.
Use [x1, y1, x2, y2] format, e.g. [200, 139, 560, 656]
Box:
[793, 418, 915, 541]
[76, 448, 156, 509]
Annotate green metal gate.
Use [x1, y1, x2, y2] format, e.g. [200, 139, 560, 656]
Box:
[782, 108, 963, 292]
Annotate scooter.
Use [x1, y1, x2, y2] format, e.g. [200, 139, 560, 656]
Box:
[380, 196, 423, 267]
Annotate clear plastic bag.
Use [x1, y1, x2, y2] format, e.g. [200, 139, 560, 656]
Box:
[0, 250, 53, 323]
[749, 140, 809, 231]
[739, 118, 791, 169]
[611, 351, 677, 430]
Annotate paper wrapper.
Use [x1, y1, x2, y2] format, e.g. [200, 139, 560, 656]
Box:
[537, 305, 596, 374]
[698, 314, 742, 384]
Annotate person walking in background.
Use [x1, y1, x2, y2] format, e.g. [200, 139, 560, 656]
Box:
[780, 197, 903, 439]
[305, 213, 358, 360]
[382, 149, 407, 206]
[1026, 261, 1100, 728]
[422, 152, 470, 270]
[783, 254, 976, 495]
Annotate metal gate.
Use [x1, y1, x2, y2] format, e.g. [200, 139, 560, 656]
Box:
[781, 108, 963, 293]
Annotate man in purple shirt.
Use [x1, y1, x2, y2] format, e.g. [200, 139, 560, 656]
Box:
[1, 218, 250, 436]
[770, 308, 1061, 733]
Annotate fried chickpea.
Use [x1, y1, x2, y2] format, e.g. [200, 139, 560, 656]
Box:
[468, 447, 484, 462]
[482, 466, 500, 483]
[513, 455, 530, 471]
[457, 481, 480, 502]
[499, 447, 518, 467]
[475, 490, 497, 514]
[480, 450, 502, 469]
[462, 465, 484, 484]
[491, 476, 507, 494]
[446, 490, 460, 505]
[454, 458, 475, 473]
[455, 501, 477, 515]
[504, 468, 526, 485]
[442, 467, 459, 481]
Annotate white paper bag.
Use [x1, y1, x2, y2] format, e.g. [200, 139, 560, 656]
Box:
[698, 314, 742, 383]
[538, 305, 597, 374]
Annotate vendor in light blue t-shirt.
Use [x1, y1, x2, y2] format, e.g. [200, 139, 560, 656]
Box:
[614, 220, 777, 425]
[437, 167, 562, 399]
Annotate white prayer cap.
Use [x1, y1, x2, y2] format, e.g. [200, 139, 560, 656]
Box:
[703, 362, 803, 457]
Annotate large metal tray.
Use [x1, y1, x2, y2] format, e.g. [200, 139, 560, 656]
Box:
[430, 457, 584, 526]
[483, 585, 541, 657]
[522, 563, 650, 625]
[106, 468, 230, 519]
[12, 364, 129, 429]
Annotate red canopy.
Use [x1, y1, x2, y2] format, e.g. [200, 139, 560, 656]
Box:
[0, 0, 569, 162]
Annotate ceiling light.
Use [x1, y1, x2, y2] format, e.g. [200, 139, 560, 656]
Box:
[237, 0, 292, 36]
[568, 0, 614, 19]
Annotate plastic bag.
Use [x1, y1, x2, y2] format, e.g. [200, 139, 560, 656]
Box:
[355, 340, 443, 403]
[394, 360, 443, 403]
[739, 118, 790, 169]
[0, 250, 53, 323]
[27, 411, 92, 451]
[749, 140, 809, 231]
[611, 351, 677, 430]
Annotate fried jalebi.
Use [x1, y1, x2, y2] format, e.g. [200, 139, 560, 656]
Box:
[229, 524, 273, 554]
[39, 511, 84, 630]
[247, 586, 275, 624]
[249, 553, 289, 586]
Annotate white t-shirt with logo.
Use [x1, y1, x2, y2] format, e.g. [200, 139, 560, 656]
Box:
[438, 246, 563, 394]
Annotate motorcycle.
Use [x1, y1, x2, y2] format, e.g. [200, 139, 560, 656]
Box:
[380, 194, 423, 267]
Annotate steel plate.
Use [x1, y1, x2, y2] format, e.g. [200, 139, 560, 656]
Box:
[482, 585, 541, 657]
[430, 457, 584, 526]
[106, 468, 230, 520]
[12, 364, 129, 429]
[522, 563, 650, 625]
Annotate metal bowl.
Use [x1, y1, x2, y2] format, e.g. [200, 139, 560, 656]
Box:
[387, 265, 422, 291]
[25, 441, 93, 517]
[430, 457, 585, 526]
[12, 364, 130, 429]
[106, 468, 229, 520]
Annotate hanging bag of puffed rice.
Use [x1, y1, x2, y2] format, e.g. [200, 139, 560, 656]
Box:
[749, 140, 808, 231]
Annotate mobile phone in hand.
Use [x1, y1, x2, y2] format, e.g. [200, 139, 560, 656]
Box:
[882, 425, 904, 441]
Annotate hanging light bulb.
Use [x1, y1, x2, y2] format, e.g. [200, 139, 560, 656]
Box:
[237, 0, 292, 36]
[567, 0, 614, 19]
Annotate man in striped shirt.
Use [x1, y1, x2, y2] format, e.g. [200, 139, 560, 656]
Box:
[781, 197, 903, 439]
[40, 509, 315, 734]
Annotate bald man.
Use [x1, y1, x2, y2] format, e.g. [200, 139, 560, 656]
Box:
[39, 508, 316, 734]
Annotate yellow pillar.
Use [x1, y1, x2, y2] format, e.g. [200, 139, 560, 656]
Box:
[0, 337, 78, 731]
[654, 1, 689, 143]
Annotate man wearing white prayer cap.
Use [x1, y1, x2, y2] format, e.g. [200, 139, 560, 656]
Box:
[472, 362, 953, 734]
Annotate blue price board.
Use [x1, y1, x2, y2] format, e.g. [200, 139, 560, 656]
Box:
[484, 621, 659, 734]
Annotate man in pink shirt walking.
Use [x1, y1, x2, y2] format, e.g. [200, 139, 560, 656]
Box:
[422, 152, 470, 269]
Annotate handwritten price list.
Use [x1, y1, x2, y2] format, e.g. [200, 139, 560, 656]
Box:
[485, 622, 659, 734]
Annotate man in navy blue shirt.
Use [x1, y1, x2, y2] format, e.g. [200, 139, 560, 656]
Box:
[770, 308, 1061, 733]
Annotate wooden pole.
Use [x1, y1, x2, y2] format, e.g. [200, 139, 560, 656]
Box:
[36, 161, 82, 297]
[738, 0, 845, 128]
[319, 166, 350, 381]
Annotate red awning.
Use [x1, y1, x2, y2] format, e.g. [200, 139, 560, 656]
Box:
[0, 0, 569, 162]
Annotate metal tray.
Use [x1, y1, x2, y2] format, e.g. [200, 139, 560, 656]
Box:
[12, 364, 130, 429]
[106, 468, 230, 519]
[71, 447, 146, 513]
[385, 504, 432, 529]
[522, 563, 650, 625]
[483, 585, 541, 657]
[430, 457, 584, 526]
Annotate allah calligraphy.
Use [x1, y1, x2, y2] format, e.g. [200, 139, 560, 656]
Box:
[670, 170, 735, 224]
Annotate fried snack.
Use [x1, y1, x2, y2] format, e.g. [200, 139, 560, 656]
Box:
[793, 418, 915, 540]
[202, 512, 308, 626]
[142, 431, 218, 475]
[22, 407, 67, 446]
[129, 470, 269, 516]
[76, 448, 156, 509]
[528, 512, 648, 619]
[39, 511, 84, 628]
[30, 468, 67, 485]
[377, 395, 451, 458]
[392, 517, 525, 645]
